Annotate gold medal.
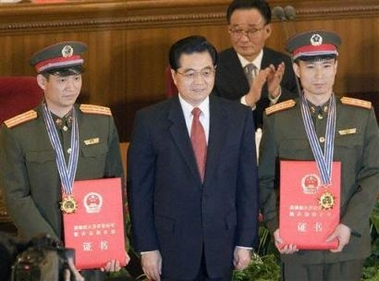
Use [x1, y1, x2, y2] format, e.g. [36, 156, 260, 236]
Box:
[60, 195, 78, 214]
[318, 191, 335, 210]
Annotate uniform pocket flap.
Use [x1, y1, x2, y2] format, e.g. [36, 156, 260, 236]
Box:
[81, 142, 108, 158]
[26, 151, 55, 164]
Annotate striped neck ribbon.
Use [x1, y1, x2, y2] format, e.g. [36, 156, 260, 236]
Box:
[42, 104, 79, 195]
[300, 94, 336, 185]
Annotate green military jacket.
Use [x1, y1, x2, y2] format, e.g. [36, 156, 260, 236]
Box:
[0, 103, 124, 241]
[259, 96, 379, 264]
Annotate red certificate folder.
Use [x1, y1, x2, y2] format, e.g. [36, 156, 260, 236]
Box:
[63, 178, 126, 269]
[279, 161, 341, 250]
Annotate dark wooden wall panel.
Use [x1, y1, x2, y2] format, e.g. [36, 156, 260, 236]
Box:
[0, 0, 378, 141]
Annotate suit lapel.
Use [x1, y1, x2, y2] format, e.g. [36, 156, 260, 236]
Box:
[222, 49, 250, 94]
[261, 48, 271, 69]
[167, 98, 201, 183]
[204, 96, 228, 183]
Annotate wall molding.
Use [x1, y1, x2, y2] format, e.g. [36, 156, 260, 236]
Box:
[0, 0, 379, 33]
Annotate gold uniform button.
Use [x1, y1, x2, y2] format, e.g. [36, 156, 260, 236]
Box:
[63, 126, 68, 131]
[319, 137, 325, 143]
[67, 148, 72, 154]
[317, 114, 323, 120]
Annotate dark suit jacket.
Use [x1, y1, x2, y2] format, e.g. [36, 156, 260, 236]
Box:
[127, 95, 259, 279]
[214, 47, 298, 128]
[259, 96, 379, 264]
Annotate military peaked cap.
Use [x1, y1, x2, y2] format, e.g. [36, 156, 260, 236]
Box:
[286, 30, 341, 60]
[29, 41, 87, 75]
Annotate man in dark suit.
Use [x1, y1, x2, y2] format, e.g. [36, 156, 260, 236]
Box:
[127, 35, 259, 281]
[214, 0, 298, 129]
[259, 30, 379, 280]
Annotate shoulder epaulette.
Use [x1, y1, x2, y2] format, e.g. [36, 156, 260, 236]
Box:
[265, 99, 296, 116]
[341, 97, 371, 109]
[4, 110, 38, 128]
[79, 104, 112, 116]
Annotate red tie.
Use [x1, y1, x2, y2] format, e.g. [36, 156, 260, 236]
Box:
[191, 107, 207, 182]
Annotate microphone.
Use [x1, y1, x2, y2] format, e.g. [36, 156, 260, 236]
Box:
[279, 6, 301, 97]
[284, 6, 296, 21]
[284, 6, 297, 37]
[272, 6, 289, 39]
[273, 5, 300, 95]
[272, 6, 286, 21]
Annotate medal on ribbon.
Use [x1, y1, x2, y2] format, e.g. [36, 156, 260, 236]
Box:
[60, 195, 78, 214]
[300, 94, 337, 208]
[318, 191, 336, 210]
[42, 104, 80, 214]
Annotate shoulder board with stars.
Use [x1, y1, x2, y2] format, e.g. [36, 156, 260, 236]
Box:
[4, 110, 38, 128]
[79, 104, 112, 116]
[265, 99, 296, 116]
[340, 97, 371, 109]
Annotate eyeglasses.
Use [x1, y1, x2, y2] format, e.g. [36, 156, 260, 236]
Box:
[176, 67, 216, 81]
[228, 26, 266, 39]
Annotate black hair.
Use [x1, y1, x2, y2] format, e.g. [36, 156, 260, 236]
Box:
[226, 0, 271, 24]
[168, 35, 218, 71]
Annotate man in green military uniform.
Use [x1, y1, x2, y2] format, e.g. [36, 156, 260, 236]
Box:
[0, 41, 129, 280]
[259, 30, 379, 280]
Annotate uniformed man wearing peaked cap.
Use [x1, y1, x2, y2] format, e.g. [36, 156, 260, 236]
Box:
[0, 41, 129, 280]
[259, 30, 379, 281]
